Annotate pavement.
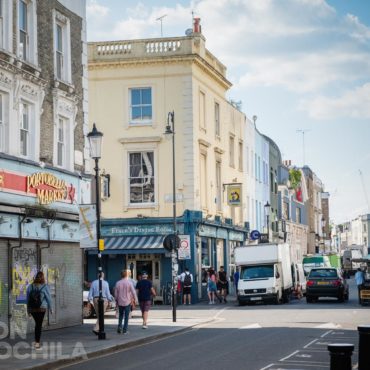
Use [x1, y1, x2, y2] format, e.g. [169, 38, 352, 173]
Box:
[0, 301, 220, 370]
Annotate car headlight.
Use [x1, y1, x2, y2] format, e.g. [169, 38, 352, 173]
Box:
[238, 289, 245, 295]
[266, 287, 275, 294]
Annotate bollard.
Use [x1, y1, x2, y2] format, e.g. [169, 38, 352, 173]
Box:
[327, 343, 354, 370]
[358, 325, 370, 370]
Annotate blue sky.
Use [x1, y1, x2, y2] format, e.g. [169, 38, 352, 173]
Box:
[86, 0, 370, 224]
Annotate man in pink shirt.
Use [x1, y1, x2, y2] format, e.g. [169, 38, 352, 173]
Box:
[114, 270, 137, 334]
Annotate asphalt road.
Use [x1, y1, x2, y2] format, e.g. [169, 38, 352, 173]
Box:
[60, 277, 368, 370]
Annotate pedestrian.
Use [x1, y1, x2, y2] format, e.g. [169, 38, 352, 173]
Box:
[126, 269, 137, 319]
[179, 268, 193, 305]
[136, 271, 156, 329]
[88, 272, 113, 335]
[26, 271, 52, 350]
[207, 268, 221, 304]
[114, 270, 137, 334]
[234, 269, 240, 294]
[355, 268, 365, 304]
[217, 266, 228, 303]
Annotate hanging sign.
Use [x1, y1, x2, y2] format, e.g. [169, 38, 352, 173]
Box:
[227, 184, 242, 206]
[178, 235, 191, 260]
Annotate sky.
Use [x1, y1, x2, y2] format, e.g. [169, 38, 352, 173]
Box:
[86, 0, 370, 224]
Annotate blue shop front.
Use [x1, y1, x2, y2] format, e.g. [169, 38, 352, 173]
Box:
[86, 210, 247, 303]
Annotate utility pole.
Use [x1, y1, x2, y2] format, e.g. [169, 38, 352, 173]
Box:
[156, 14, 167, 37]
[296, 129, 310, 166]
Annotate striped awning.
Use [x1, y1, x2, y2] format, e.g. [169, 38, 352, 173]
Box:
[104, 235, 165, 250]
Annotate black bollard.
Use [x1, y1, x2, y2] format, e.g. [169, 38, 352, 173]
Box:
[358, 325, 370, 370]
[327, 343, 354, 370]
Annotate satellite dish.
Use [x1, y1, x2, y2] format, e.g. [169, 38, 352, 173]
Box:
[185, 28, 193, 36]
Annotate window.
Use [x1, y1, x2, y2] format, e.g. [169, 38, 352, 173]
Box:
[129, 151, 155, 204]
[215, 102, 220, 137]
[216, 161, 222, 211]
[20, 103, 29, 157]
[199, 91, 205, 130]
[238, 141, 243, 171]
[129, 88, 152, 124]
[246, 146, 249, 173]
[0, 94, 3, 151]
[57, 118, 65, 166]
[296, 207, 302, 224]
[200, 153, 207, 209]
[54, 11, 71, 82]
[270, 170, 274, 192]
[283, 201, 290, 220]
[229, 136, 235, 167]
[0, 0, 3, 48]
[19, 0, 28, 60]
[254, 153, 258, 178]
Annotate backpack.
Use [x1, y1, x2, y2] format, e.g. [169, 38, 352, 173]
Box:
[184, 273, 192, 287]
[28, 285, 45, 309]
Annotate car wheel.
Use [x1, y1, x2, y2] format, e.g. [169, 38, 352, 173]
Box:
[306, 295, 312, 303]
[338, 294, 345, 303]
[344, 292, 349, 301]
[83, 302, 94, 318]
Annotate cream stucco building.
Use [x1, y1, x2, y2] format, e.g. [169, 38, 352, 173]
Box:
[87, 22, 248, 300]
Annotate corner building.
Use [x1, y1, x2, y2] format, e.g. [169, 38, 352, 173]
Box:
[0, 0, 88, 335]
[88, 21, 248, 302]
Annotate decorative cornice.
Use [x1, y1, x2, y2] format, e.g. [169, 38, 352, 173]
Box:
[214, 146, 225, 154]
[119, 136, 162, 144]
[198, 138, 211, 148]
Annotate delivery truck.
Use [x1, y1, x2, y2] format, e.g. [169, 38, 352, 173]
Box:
[235, 243, 293, 305]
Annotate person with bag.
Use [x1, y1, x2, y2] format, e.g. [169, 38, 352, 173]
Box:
[179, 268, 193, 305]
[114, 269, 137, 334]
[26, 271, 52, 350]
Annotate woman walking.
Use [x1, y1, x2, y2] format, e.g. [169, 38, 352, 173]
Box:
[207, 268, 221, 304]
[26, 271, 52, 350]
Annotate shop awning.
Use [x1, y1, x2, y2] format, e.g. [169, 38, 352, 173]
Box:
[104, 235, 166, 250]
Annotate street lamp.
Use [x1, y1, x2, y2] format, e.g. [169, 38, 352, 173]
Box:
[87, 123, 105, 340]
[164, 111, 177, 323]
[264, 201, 271, 242]
[321, 217, 326, 254]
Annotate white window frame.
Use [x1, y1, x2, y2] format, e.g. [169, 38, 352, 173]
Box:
[53, 10, 71, 83]
[128, 151, 156, 205]
[129, 87, 153, 125]
[20, 102, 30, 158]
[238, 140, 243, 171]
[57, 117, 66, 167]
[199, 90, 206, 131]
[0, 0, 9, 51]
[17, 0, 37, 65]
[229, 135, 235, 168]
[214, 101, 220, 137]
[0, 92, 5, 152]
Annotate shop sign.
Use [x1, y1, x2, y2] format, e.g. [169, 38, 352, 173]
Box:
[227, 184, 242, 206]
[216, 228, 228, 239]
[229, 230, 245, 241]
[103, 223, 185, 236]
[198, 225, 217, 238]
[0, 169, 76, 205]
[27, 172, 75, 205]
[178, 235, 191, 260]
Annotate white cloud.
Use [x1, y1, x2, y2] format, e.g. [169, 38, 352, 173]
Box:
[299, 82, 370, 120]
[87, 0, 109, 18]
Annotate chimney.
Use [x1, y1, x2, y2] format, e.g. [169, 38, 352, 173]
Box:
[193, 17, 201, 33]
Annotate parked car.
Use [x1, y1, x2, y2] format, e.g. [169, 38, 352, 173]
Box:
[306, 267, 349, 303]
[83, 289, 116, 319]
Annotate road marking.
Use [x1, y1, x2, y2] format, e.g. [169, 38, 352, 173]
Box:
[304, 339, 318, 348]
[239, 323, 262, 329]
[321, 330, 333, 337]
[280, 350, 299, 361]
[259, 363, 274, 370]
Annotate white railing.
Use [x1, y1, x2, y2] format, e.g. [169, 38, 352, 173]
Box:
[145, 40, 181, 54]
[96, 42, 132, 55]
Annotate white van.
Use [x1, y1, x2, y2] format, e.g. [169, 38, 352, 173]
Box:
[292, 263, 307, 298]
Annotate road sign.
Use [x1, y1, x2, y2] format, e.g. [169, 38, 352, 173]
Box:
[178, 235, 191, 260]
[250, 230, 261, 240]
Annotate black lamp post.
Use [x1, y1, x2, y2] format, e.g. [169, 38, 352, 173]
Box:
[164, 111, 177, 323]
[264, 201, 271, 242]
[321, 217, 326, 254]
[87, 123, 105, 340]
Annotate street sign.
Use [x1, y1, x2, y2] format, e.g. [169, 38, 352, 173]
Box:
[178, 235, 191, 260]
[250, 230, 261, 240]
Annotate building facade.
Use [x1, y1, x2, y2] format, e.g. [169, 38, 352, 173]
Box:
[0, 0, 88, 335]
[87, 21, 247, 301]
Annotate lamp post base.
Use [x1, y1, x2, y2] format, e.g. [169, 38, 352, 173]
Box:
[98, 332, 106, 340]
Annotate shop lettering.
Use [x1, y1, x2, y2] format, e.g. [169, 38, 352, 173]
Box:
[26, 172, 67, 205]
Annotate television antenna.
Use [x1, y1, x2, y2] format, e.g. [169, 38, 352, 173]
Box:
[296, 129, 311, 166]
[156, 14, 167, 37]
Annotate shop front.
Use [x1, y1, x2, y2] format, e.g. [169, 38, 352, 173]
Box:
[0, 157, 87, 336]
[87, 210, 247, 304]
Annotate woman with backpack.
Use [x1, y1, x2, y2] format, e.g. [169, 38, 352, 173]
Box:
[26, 271, 52, 349]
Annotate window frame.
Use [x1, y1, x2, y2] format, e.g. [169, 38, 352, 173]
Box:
[238, 140, 243, 171]
[0, 93, 4, 152]
[57, 117, 66, 167]
[199, 90, 206, 131]
[214, 101, 220, 137]
[229, 135, 235, 168]
[129, 87, 153, 126]
[128, 150, 156, 205]
[18, 0, 28, 60]
[20, 102, 30, 157]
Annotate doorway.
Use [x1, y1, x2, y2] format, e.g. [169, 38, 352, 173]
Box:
[136, 260, 153, 280]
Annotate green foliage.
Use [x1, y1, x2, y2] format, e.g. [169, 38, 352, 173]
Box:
[289, 169, 302, 190]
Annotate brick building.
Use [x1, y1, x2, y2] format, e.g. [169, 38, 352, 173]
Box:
[0, 0, 88, 336]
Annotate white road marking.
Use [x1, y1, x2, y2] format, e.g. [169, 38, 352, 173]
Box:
[239, 323, 262, 329]
[259, 364, 275, 370]
[280, 350, 299, 361]
[304, 339, 318, 348]
[320, 330, 333, 337]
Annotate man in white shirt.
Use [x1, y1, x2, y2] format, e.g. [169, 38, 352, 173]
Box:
[179, 268, 193, 305]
